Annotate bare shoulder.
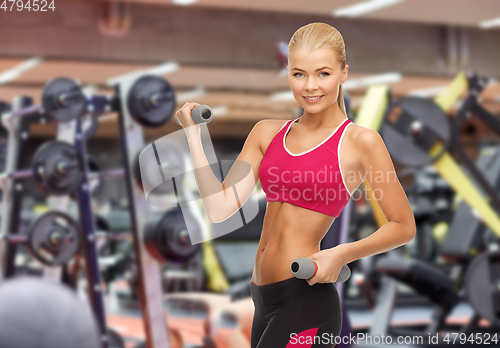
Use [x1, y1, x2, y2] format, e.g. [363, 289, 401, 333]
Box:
[252, 119, 289, 152]
[347, 124, 381, 147]
[347, 124, 388, 168]
[255, 119, 289, 135]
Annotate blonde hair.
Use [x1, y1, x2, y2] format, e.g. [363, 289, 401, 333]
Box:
[288, 22, 347, 116]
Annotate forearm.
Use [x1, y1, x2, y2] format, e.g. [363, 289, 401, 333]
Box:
[338, 221, 415, 265]
[185, 127, 227, 221]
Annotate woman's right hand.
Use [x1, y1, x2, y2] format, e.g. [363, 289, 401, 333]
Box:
[175, 102, 201, 129]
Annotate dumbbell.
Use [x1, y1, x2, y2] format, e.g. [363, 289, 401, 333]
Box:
[291, 257, 351, 283]
[1, 78, 86, 123]
[175, 104, 213, 126]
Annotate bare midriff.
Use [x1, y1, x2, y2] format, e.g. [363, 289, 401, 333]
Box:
[250, 201, 336, 286]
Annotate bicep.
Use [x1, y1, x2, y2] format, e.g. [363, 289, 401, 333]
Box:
[359, 130, 415, 231]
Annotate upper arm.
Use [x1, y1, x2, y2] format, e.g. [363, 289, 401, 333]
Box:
[213, 121, 266, 221]
[222, 120, 265, 189]
[358, 129, 416, 235]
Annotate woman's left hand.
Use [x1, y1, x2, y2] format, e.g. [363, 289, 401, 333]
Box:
[306, 246, 347, 286]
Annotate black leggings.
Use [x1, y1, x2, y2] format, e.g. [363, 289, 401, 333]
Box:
[250, 276, 342, 348]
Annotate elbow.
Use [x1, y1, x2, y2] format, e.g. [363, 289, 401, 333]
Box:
[207, 210, 235, 224]
[206, 190, 244, 223]
[207, 205, 226, 223]
[405, 222, 417, 243]
[207, 204, 241, 224]
[208, 211, 227, 224]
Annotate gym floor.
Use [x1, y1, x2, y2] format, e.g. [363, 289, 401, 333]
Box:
[99, 280, 487, 348]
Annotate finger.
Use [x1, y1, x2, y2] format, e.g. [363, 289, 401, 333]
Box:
[307, 275, 317, 286]
[188, 102, 201, 110]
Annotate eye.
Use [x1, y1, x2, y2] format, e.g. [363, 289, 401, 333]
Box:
[292, 72, 330, 77]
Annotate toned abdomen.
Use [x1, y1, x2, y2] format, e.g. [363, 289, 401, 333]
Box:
[250, 201, 335, 286]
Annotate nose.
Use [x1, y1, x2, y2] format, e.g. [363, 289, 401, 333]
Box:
[304, 76, 319, 92]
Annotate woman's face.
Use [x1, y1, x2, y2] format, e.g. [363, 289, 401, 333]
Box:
[288, 47, 348, 116]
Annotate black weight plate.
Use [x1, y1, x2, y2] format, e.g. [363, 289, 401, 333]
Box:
[42, 77, 86, 123]
[143, 212, 168, 261]
[127, 75, 176, 127]
[159, 208, 201, 263]
[32, 140, 84, 196]
[381, 97, 450, 168]
[27, 211, 80, 266]
[464, 250, 500, 326]
[144, 208, 200, 263]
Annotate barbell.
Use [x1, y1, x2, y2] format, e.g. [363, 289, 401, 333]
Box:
[2, 74, 179, 132]
[1, 78, 86, 123]
[0, 211, 80, 266]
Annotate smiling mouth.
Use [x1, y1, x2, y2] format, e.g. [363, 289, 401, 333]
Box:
[303, 95, 324, 100]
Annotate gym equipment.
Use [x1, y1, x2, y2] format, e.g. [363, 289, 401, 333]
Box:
[0, 102, 9, 174]
[4, 139, 136, 197]
[356, 72, 500, 347]
[0, 277, 100, 348]
[128, 75, 176, 127]
[70, 155, 103, 200]
[175, 104, 213, 126]
[144, 208, 201, 263]
[27, 211, 80, 266]
[0, 140, 84, 196]
[387, 72, 500, 237]
[33, 140, 85, 195]
[1, 96, 41, 280]
[0, 211, 80, 266]
[382, 97, 450, 168]
[63, 73, 194, 348]
[1, 77, 85, 123]
[81, 113, 99, 140]
[464, 249, 500, 328]
[0, 101, 10, 115]
[290, 256, 351, 283]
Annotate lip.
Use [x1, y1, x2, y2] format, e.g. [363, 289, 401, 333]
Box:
[303, 95, 324, 103]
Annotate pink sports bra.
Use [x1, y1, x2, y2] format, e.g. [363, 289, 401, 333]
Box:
[259, 117, 353, 218]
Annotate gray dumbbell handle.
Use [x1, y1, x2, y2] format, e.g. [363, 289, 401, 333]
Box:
[176, 104, 213, 125]
[290, 257, 351, 283]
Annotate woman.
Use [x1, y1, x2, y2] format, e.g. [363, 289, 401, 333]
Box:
[176, 22, 416, 348]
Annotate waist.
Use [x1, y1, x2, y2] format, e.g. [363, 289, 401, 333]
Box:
[250, 276, 339, 305]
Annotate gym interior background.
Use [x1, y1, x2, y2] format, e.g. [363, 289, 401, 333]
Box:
[1, 1, 500, 348]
